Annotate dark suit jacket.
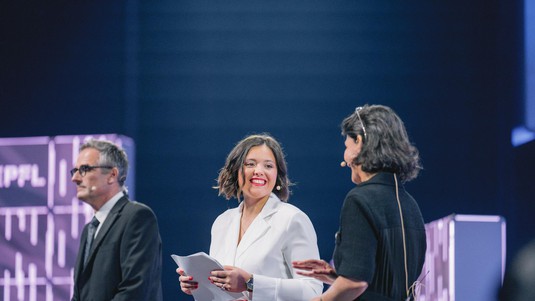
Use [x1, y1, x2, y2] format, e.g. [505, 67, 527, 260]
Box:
[72, 196, 163, 301]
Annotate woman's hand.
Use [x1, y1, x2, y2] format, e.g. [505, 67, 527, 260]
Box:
[292, 259, 338, 285]
[209, 265, 251, 293]
[177, 268, 198, 295]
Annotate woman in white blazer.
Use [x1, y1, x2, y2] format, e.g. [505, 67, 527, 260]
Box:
[178, 134, 323, 300]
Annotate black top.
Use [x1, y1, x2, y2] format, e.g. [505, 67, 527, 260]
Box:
[333, 172, 426, 301]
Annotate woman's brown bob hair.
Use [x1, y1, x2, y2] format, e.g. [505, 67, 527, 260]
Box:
[216, 134, 292, 202]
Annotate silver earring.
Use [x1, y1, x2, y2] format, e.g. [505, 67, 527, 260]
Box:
[276, 185, 281, 191]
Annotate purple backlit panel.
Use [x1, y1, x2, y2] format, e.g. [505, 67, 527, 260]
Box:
[419, 214, 454, 301]
[419, 214, 506, 301]
[0, 134, 134, 301]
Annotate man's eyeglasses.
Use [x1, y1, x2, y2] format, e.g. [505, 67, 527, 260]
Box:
[355, 106, 367, 139]
[70, 165, 114, 177]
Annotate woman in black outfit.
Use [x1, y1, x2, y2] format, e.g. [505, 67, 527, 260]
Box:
[293, 104, 427, 301]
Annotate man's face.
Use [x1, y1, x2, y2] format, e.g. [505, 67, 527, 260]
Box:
[71, 148, 111, 208]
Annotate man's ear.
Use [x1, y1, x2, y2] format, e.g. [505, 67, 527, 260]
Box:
[108, 167, 119, 184]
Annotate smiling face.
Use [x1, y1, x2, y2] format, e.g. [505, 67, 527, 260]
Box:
[238, 144, 278, 202]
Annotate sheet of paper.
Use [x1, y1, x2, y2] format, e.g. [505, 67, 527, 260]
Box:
[171, 252, 245, 301]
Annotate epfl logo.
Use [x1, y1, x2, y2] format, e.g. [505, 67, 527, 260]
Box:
[0, 164, 46, 188]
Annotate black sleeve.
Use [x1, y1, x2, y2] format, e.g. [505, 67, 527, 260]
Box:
[333, 192, 377, 283]
[115, 204, 162, 301]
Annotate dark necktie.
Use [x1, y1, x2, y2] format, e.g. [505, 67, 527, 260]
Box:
[84, 216, 100, 265]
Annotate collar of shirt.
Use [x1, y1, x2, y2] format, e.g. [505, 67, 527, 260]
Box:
[93, 191, 124, 236]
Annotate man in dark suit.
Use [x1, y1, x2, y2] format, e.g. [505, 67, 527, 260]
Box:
[70, 139, 162, 301]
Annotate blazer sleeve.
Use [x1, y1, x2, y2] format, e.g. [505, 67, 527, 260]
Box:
[252, 211, 323, 301]
[113, 205, 162, 301]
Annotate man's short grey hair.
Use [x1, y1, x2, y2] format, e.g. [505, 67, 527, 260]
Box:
[80, 139, 129, 186]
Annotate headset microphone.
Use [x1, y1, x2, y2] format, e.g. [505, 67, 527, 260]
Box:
[90, 186, 97, 191]
[340, 161, 347, 167]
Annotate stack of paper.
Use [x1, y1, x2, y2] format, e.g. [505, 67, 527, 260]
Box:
[171, 252, 246, 301]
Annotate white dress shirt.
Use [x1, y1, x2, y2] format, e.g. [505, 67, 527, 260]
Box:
[93, 191, 124, 237]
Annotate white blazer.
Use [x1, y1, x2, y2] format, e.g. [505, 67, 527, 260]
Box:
[210, 193, 323, 301]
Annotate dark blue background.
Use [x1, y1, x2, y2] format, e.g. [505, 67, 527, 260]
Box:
[1, 1, 532, 300]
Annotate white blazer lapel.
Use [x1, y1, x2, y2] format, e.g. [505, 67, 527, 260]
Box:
[226, 210, 241, 265]
[235, 194, 280, 261]
[212, 207, 241, 266]
[235, 217, 270, 260]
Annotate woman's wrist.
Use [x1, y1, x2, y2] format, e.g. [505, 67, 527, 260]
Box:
[245, 274, 254, 292]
